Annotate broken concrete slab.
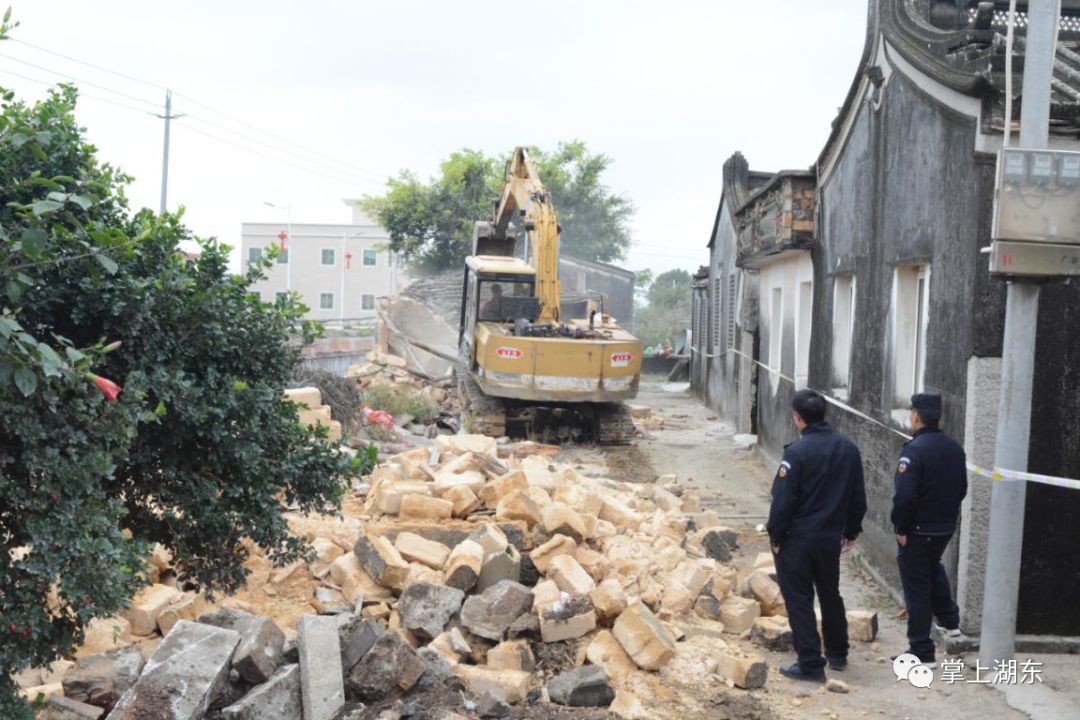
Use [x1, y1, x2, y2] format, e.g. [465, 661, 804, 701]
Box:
[296, 615, 345, 720]
[476, 544, 521, 593]
[105, 620, 240, 720]
[547, 666, 615, 707]
[62, 645, 144, 710]
[443, 539, 485, 592]
[221, 663, 302, 720]
[460, 580, 534, 641]
[346, 632, 426, 703]
[539, 596, 597, 643]
[395, 532, 451, 570]
[354, 534, 410, 590]
[396, 582, 465, 639]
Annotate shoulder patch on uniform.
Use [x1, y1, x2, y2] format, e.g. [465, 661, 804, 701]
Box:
[898, 456, 911, 474]
[778, 460, 791, 478]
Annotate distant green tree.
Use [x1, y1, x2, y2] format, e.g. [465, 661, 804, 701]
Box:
[633, 268, 692, 347]
[362, 141, 634, 272]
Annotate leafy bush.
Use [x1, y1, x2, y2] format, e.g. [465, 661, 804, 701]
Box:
[0, 21, 369, 715]
[362, 382, 441, 424]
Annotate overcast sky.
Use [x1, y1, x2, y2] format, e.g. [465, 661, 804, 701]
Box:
[1, 1, 868, 276]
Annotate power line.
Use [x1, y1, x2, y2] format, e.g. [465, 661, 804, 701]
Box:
[9, 37, 165, 91]
[0, 67, 158, 115]
[174, 123, 384, 190]
[5, 38, 390, 183]
[0, 52, 159, 109]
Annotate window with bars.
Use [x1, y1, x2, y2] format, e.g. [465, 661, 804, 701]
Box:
[712, 272, 722, 351]
[726, 272, 737, 350]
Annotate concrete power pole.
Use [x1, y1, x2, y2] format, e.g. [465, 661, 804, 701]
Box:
[979, 0, 1061, 667]
[155, 90, 185, 215]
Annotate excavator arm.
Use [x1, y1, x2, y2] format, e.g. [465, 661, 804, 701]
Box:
[490, 147, 561, 324]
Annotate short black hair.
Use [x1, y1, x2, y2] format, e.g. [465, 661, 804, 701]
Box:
[915, 408, 941, 427]
[792, 389, 827, 425]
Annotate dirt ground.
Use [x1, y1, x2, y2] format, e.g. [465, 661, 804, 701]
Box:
[560, 382, 1080, 720]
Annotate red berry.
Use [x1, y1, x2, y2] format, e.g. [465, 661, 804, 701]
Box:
[7, 624, 15, 633]
[22, 627, 30, 637]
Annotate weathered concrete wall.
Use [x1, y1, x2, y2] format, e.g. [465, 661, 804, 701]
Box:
[814, 70, 996, 593]
[704, 202, 746, 427]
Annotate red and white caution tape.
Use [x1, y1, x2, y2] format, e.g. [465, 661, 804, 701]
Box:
[691, 346, 1080, 491]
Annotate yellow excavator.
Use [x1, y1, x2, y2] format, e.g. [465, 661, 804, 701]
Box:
[457, 147, 642, 443]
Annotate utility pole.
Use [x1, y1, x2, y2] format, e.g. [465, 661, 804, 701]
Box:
[155, 90, 185, 215]
[979, 0, 1060, 667]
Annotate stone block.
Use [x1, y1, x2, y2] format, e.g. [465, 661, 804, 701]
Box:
[329, 552, 393, 604]
[460, 580, 534, 641]
[77, 617, 132, 658]
[123, 583, 181, 636]
[599, 498, 642, 530]
[693, 594, 723, 621]
[486, 640, 535, 672]
[847, 609, 879, 642]
[611, 602, 677, 670]
[394, 532, 451, 570]
[715, 652, 768, 689]
[589, 579, 628, 625]
[104, 620, 240, 720]
[374, 481, 433, 515]
[696, 527, 737, 562]
[529, 534, 577, 574]
[312, 586, 352, 615]
[284, 386, 321, 409]
[750, 616, 792, 651]
[520, 455, 557, 490]
[541, 502, 587, 543]
[720, 595, 760, 634]
[539, 596, 597, 643]
[748, 570, 785, 616]
[397, 582, 465, 639]
[477, 544, 521, 593]
[495, 490, 542, 526]
[157, 593, 206, 636]
[433, 469, 486, 499]
[346, 632, 426, 702]
[444, 485, 481, 517]
[221, 663, 302, 720]
[399, 494, 454, 521]
[62, 646, 144, 710]
[354, 534, 410, 589]
[609, 690, 650, 719]
[479, 470, 529, 509]
[532, 579, 562, 614]
[198, 607, 285, 685]
[454, 666, 531, 705]
[443, 538, 485, 591]
[660, 582, 695, 614]
[651, 486, 681, 513]
[436, 433, 498, 457]
[547, 555, 596, 596]
[585, 630, 639, 683]
[671, 559, 715, 597]
[468, 523, 510, 559]
[310, 537, 345, 576]
[338, 617, 385, 671]
[548, 666, 615, 707]
[573, 549, 606, 586]
[40, 696, 105, 720]
[296, 615, 344, 720]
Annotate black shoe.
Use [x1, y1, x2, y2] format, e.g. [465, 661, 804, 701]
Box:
[826, 655, 848, 671]
[890, 651, 937, 669]
[779, 663, 826, 682]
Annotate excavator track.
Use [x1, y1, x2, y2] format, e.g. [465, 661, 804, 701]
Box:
[456, 368, 636, 446]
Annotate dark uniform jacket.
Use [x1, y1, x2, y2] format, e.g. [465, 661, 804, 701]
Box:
[767, 422, 867, 547]
[891, 427, 967, 536]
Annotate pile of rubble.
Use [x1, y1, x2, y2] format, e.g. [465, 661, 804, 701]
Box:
[18, 433, 879, 720]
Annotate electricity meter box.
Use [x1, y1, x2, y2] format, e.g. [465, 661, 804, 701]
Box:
[991, 147, 1080, 277]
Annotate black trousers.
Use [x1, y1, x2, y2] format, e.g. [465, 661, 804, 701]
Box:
[897, 533, 959, 659]
[775, 534, 848, 671]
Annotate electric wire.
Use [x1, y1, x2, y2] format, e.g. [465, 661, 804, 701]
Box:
[0, 52, 159, 109]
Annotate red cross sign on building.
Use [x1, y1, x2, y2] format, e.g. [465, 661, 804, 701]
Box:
[345, 251, 353, 270]
[277, 230, 288, 251]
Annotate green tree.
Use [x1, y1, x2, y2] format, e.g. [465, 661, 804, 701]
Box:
[362, 141, 634, 272]
[634, 268, 692, 347]
[0, 33, 369, 717]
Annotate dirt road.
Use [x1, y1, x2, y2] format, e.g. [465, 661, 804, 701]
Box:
[566, 382, 1080, 720]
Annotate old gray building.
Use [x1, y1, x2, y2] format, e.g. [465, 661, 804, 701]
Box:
[694, 0, 1080, 641]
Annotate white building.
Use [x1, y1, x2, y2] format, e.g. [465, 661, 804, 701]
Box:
[240, 201, 405, 322]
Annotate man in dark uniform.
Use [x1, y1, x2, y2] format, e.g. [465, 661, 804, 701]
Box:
[891, 392, 967, 667]
[768, 389, 867, 682]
